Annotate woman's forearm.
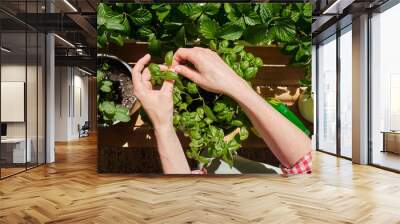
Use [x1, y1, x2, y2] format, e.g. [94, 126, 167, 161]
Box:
[154, 124, 191, 174]
[228, 81, 312, 167]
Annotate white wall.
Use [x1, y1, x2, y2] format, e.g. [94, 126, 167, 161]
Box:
[1, 65, 38, 138]
[54, 66, 89, 141]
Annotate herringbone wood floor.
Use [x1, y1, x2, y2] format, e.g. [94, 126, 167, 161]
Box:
[1, 135, 400, 224]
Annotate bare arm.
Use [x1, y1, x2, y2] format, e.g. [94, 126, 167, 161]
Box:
[154, 124, 191, 174]
[227, 81, 311, 167]
[132, 54, 190, 174]
[173, 47, 311, 167]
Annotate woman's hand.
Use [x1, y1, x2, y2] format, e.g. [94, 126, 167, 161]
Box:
[172, 47, 249, 97]
[131, 54, 174, 130]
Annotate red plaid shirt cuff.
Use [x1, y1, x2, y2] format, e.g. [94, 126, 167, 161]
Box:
[280, 152, 312, 175]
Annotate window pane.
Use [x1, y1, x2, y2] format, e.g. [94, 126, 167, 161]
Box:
[340, 27, 352, 158]
[371, 3, 400, 171]
[318, 35, 337, 154]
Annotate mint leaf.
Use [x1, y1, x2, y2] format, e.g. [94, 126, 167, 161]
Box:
[105, 15, 125, 31]
[200, 18, 220, 40]
[269, 19, 296, 42]
[303, 3, 312, 17]
[236, 3, 252, 14]
[152, 4, 171, 22]
[129, 8, 152, 25]
[97, 31, 107, 48]
[174, 26, 186, 47]
[244, 12, 261, 26]
[259, 4, 281, 23]
[148, 34, 161, 56]
[109, 33, 124, 46]
[203, 3, 221, 16]
[137, 27, 154, 39]
[291, 11, 301, 22]
[218, 23, 244, 40]
[178, 4, 202, 20]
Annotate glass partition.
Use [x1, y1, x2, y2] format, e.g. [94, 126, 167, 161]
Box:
[370, 3, 400, 171]
[1, 25, 28, 178]
[0, 0, 46, 179]
[339, 26, 352, 158]
[317, 35, 337, 154]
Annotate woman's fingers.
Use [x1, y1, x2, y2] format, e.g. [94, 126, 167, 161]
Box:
[161, 80, 174, 95]
[132, 54, 151, 90]
[142, 68, 152, 89]
[172, 48, 199, 68]
[159, 64, 169, 71]
[174, 65, 201, 83]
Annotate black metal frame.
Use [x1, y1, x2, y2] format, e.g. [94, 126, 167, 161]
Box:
[0, 0, 47, 180]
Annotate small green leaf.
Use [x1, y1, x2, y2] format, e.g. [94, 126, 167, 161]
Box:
[100, 80, 113, 93]
[114, 105, 130, 123]
[204, 105, 217, 121]
[231, 120, 243, 127]
[213, 102, 226, 112]
[97, 70, 105, 83]
[187, 82, 198, 94]
[164, 51, 174, 66]
[102, 101, 116, 115]
[239, 126, 249, 140]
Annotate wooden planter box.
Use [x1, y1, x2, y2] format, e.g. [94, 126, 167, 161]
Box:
[97, 122, 280, 173]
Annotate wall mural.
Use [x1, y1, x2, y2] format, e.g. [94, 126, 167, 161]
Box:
[96, 3, 313, 175]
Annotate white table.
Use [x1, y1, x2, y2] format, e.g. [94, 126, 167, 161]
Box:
[1, 138, 31, 163]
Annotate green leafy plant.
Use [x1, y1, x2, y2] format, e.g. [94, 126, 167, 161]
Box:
[147, 48, 262, 166]
[97, 3, 312, 166]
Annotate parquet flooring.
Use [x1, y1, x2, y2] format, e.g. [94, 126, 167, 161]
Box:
[1, 135, 400, 223]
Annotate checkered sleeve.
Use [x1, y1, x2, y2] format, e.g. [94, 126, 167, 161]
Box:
[191, 168, 207, 175]
[280, 152, 312, 175]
